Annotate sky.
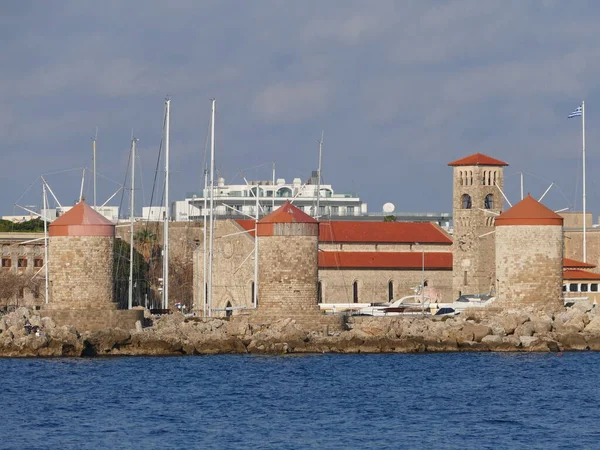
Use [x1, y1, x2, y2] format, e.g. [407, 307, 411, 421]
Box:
[2, 0, 600, 220]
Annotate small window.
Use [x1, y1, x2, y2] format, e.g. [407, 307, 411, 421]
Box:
[388, 281, 394, 301]
[591, 284, 598, 292]
[461, 194, 472, 209]
[251, 282, 255, 305]
[562, 285, 567, 292]
[353, 281, 358, 303]
[317, 281, 323, 304]
[484, 194, 494, 209]
[34, 258, 44, 268]
[463, 271, 468, 286]
[569, 283, 578, 292]
[581, 284, 588, 292]
[1, 258, 11, 268]
[18, 258, 27, 268]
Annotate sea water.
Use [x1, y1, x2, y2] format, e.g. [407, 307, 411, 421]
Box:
[2, 353, 600, 449]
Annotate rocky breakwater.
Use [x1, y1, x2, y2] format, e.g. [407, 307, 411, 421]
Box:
[3, 303, 600, 357]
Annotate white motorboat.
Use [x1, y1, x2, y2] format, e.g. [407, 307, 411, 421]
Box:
[356, 295, 430, 316]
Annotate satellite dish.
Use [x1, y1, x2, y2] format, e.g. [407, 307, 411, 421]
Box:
[383, 202, 395, 213]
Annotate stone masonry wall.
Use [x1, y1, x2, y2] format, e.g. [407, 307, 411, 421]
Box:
[452, 165, 503, 299]
[257, 234, 320, 318]
[496, 225, 563, 310]
[192, 220, 255, 316]
[319, 268, 452, 304]
[48, 236, 115, 309]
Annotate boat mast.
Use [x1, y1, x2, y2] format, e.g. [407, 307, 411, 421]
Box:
[42, 184, 49, 305]
[79, 168, 85, 202]
[163, 98, 171, 309]
[315, 131, 323, 218]
[207, 99, 216, 317]
[128, 138, 136, 310]
[93, 127, 98, 209]
[582, 100, 587, 262]
[272, 162, 276, 211]
[253, 183, 259, 308]
[202, 167, 208, 316]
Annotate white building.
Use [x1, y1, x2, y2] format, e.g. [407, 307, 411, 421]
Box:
[141, 206, 168, 221]
[41, 205, 120, 222]
[177, 171, 367, 221]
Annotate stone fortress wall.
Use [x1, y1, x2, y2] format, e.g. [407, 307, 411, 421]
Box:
[496, 225, 563, 309]
[48, 235, 115, 309]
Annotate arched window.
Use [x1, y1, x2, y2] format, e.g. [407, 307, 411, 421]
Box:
[388, 281, 394, 301]
[461, 194, 472, 209]
[317, 281, 323, 304]
[459, 171, 463, 186]
[276, 187, 293, 198]
[484, 194, 494, 209]
[353, 281, 358, 303]
[470, 171, 473, 185]
[493, 171, 497, 185]
[482, 171, 487, 185]
[226, 301, 232, 317]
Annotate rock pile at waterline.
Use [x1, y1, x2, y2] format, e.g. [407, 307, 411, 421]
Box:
[2, 304, 600, 357]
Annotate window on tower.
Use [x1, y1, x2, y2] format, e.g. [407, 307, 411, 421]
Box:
[461, 194, 472, 209]
[484, 194, 494, 209]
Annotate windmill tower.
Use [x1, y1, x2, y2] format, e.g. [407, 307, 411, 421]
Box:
[448, 153, 508, 299]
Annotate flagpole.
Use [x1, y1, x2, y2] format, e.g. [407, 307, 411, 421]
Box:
[582, 100, 586, 262]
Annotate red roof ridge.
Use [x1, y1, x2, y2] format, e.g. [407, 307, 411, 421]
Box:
[50, 201, 114, 227]
[319, 221, 452, 244]
[448, 152, 509, 167]
[563, 258, 596, 269]
[563, 269, 600, 280]
[496, 194, 563, 226]
[258, 201, 318, 224]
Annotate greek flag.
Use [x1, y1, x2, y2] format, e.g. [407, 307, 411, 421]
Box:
[568, 106, 582, 118]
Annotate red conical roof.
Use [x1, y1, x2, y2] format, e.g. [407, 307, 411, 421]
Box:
[448, 153, 509, 167]
[258, 201, 318, 224]
[49, 201, 115, 237]
[495, 194, 563, 226]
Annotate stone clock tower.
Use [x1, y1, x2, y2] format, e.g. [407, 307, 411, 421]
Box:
[448, 153, 508, 299]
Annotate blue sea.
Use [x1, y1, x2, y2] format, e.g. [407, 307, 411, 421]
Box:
[2, 353, 600, 449]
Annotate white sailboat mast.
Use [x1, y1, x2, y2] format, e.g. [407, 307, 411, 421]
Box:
[163, 98, 171, 309]
[208, 99, 216, 317]
[582, 100, 587, 262]
[316, 131, 323, 218]
[253, 184, 259, 308]
[93, 127, 98, 209]
[272, 162, 276, 211]
[128, 138, 136, 310]
[202, 167, 208, 317]
[42, 184, 49, 305]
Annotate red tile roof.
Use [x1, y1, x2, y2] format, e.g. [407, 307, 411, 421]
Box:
[49, 201, 114, 237]
[258, 201, 318, 224]
[496, 194, 563, 226]
[447, 153, 509, 167]
[564, 258, 596, 269]
[236, 219, 256, 237]
[563, 269, 600, 280]
[318, 251, 452, 269]
[319, 221, 452, 244]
